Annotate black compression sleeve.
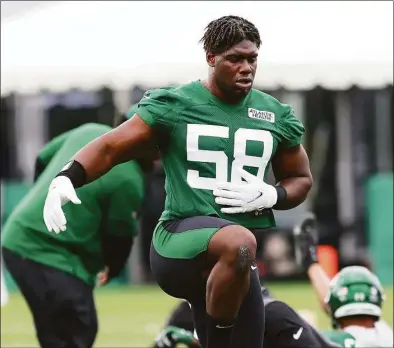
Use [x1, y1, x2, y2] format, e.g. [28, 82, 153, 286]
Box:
[55, 160, 87, 188]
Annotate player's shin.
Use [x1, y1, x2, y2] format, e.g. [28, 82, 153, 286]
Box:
[205, 228, 257, 348]
[206, 262, 250, 347]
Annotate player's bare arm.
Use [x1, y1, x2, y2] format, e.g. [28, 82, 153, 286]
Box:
[73, 115, 157, 184]
[293, 213, 332, 312]
[307, 263, 331, 311]
[43, 115, 157, 233]
[271, 144, 313, 210]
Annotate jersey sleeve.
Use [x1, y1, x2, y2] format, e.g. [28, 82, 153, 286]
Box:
[125, 103, 139, 120]
[135, 88, 182, 132]
[277, 105, 305, 148]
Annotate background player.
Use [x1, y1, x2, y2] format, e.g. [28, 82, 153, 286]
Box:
[42, 15, 313, 348]
[1, 115, 151, 348]
[295, 213, 394, 347]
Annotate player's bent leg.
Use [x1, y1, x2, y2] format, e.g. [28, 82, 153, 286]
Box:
[2, 247, 68, 347]
[264, 300, 336, 348]
[54, 272, 98, 348]
[206, 224, 257, 319]
[2, 247, 98, 348]
[151, 216, 261, 347]
[191, 268, 265, 348]
[191, 299, 208, 347]
[156, 274, 265, 348]
[205, 224, 259, 348]
[231, 268, 264, 347]
[150, 216, 236, 301]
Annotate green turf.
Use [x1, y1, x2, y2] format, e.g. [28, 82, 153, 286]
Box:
[1, 283, 393, 347]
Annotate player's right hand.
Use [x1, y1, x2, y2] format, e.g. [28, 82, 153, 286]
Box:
[293, 212, 319, 270]
[43, 176, 81, 234]
[96, 266, 110, 286]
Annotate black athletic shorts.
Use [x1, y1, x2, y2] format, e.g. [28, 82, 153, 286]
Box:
[150, 215, 235, 301]
[2, 247, 98, 348]
[264, 299, 338, 348]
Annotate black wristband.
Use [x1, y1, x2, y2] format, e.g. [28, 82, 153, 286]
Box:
[273, 185, 287, 208]
[56, 160, 87, 188]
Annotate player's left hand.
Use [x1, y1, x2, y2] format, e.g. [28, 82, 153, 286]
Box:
[213, 168, 278, 214]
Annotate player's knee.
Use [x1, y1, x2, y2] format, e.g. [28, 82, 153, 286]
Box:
[222, 226, 257, 273]
[235, 244, 255, 273]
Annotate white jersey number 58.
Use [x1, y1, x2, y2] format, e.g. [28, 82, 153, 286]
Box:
[186, 124, 273, 190]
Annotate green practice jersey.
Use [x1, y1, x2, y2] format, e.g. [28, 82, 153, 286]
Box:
[126, 102, 139, 119]
[135, 81, 304, 229]
[126, 85, 178, 119]
[1, 123, 144, 286]
[320, 330, 356, 347]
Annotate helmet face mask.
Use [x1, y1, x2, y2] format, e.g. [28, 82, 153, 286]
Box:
[325, 266, 385, 328]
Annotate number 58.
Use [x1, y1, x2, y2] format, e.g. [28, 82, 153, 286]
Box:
[186, 124, 273, 190]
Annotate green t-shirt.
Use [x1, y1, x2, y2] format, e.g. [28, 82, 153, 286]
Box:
[1, 123, 145, 286]
[135, 81, 304, 229]
[125, 85, 178, 120]
[320, 330, 357, 347]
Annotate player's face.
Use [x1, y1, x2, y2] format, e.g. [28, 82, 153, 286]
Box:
[209, 40, 258, 100]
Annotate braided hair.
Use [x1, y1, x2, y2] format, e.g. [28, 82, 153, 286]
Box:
[200, 15, 261, 54]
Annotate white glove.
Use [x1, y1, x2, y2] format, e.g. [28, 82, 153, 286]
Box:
[213, 168, 278, 214]
[43, 176, 81, 234]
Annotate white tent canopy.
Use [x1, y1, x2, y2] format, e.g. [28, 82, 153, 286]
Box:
[1, 1, 393, 94]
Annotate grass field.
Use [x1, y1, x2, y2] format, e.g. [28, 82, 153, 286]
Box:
[1, 283, 393, 347]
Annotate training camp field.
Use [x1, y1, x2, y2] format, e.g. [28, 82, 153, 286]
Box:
[1, 282, 393, 347]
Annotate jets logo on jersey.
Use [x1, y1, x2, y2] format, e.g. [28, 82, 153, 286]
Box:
[248, 108, 275, 123]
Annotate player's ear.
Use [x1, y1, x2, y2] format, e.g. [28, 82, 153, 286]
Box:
[206, 52, 216, 67]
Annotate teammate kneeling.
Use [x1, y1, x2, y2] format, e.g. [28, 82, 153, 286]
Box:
[294, 213, 393, 347]
[1, 113, 151, 348]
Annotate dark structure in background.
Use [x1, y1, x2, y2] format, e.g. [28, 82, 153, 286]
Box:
[1, 95, 20, 179]
[305, 88, 341, 249]
[45, 88, 116, 140]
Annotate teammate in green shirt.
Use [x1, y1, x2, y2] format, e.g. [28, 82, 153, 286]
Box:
[43, 15, 313, 348]
[1, 115, 150, 348]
